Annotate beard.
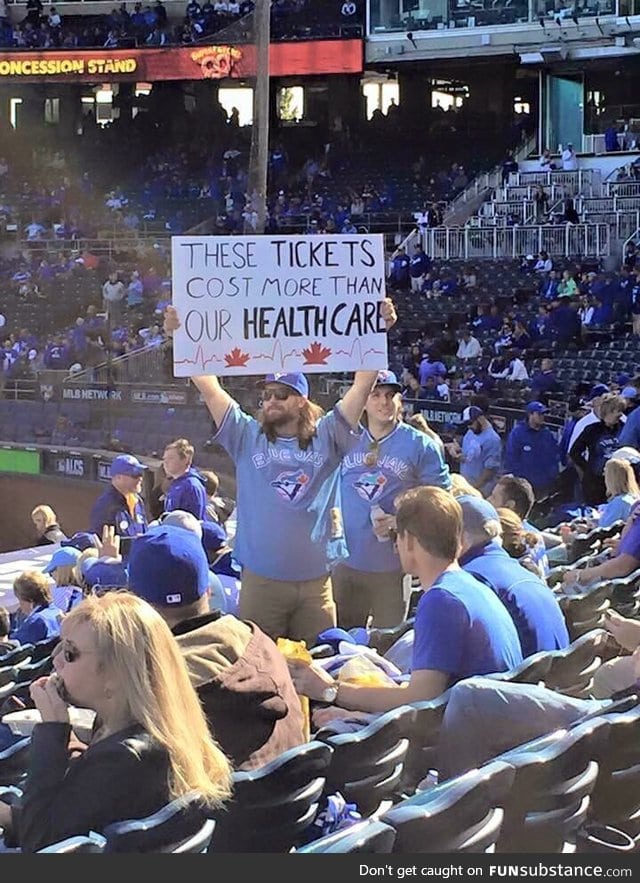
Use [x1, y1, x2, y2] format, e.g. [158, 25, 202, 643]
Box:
[260, 409, 296, 431]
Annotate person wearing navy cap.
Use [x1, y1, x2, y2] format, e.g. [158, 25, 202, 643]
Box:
[89, 453, 148, 538]
[128, 526, 305, 770]
[457, 495, 568, 658]
[163, 300, 397, 649]
[335, 368, 451, 629]
[504, 401, 560, 498]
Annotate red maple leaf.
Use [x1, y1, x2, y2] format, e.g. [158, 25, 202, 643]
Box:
[224, 347, 251, 367]
[302, 341, 332, 365]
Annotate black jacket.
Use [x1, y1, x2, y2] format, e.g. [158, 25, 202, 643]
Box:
[12, 722, 170, 852]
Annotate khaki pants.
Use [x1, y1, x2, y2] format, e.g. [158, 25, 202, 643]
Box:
[332, 563, 406, 630]
[410, 276, 424, 293]
[239, 568, 336, 649]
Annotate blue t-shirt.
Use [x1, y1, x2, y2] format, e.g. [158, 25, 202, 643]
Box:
[460, 541, 569, 659]
[618, 502, 640, 559]
[599, 493, 637, 529]
[11, 604, 62, 645]
[340, 423, 451, 572]
[214, 403, 359, 580]
[412, 569, 522, 681]
[460, 425, 502, 494]
[164, 468, 209, 520]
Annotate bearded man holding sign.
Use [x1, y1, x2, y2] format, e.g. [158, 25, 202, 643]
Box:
[164, 297, 397, 648]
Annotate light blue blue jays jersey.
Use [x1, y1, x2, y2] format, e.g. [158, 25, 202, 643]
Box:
[214, 403, 359, 580]
[340, 423, 451, 572]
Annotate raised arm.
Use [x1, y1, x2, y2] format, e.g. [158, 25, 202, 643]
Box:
[337, 297, 397, 430]
[163, 306, 234, 427]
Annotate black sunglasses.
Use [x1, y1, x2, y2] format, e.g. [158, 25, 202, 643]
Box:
[388, 527, 398, 545]
[260, 389, 293, 402]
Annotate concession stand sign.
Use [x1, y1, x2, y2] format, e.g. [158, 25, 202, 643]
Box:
[0, 39, 362, 82]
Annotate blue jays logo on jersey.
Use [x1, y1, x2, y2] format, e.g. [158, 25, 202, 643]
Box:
[353, 472, 387, 503]
[271, 469, 311, 502]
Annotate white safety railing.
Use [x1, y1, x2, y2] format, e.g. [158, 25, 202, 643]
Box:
[444, 133, 536, 226]
[422, 223, 610, 260]
[605, 181, 640, 198]
[618, 211, 640, 241]
[514, 169, 599, 197]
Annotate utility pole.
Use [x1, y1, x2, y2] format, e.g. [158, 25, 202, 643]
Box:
[244, 0, 270, 235]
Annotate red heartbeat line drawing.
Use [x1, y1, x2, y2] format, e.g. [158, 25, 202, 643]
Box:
[251, 339, 301, 365]
[334, 338, 386, 360]
[174, 346, 223, 371]
[175, 338, 385, 372]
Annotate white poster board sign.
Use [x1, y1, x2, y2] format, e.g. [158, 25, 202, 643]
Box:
[171, 234, 387, 376]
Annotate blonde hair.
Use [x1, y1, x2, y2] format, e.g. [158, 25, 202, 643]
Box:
[599, 395, 625, 422]
[31, 504, 57, 527]
[605, 458, 640, 499]
[165, 438, 195, 463]
[497, 508, 538, 559]
[450, 474, 482, 498]
[64, 592, 232, 807]
[52, 564, 81, 588]
[76, 547, 99, 588]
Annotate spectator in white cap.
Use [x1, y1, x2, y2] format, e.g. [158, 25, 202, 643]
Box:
[89, 454, 148, 538]
[163, 300, 397, 648]
[334, 369, 451, 630]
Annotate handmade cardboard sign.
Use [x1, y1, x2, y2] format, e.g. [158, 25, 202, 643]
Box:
[171, 234, 387, 376]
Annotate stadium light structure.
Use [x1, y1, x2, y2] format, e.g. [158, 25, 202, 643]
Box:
[244, 0, 270, 234]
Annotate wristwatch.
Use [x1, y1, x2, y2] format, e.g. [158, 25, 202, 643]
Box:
[321, 684, 339, 704]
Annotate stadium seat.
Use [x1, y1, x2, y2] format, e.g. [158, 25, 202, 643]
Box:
[293, 818, 397, 853]
[208, 740, 333, 853]
[101, 792, 216, 853]
[544, 629, 608, 697]
[0, 737, 30, 787]
[318, 704, 416, 816]
[495, 716, 609, 852]
[381, 760, 514, 853]
[38, 833, 107, 853]
[30, 636, 61, 663]
[0, 646, 34, 668]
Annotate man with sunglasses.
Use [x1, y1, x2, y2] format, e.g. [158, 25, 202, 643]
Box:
[164, 300, 397, 648]
[334, 369, 451, 629]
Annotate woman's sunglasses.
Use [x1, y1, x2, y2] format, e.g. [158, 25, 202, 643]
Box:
[388, 527, 399, 545]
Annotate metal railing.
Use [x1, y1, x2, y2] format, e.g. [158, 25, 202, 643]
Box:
[422, 223, 610, 260]
[606, 181, 640, 197]
[513, 170, 599, 197]
[65, 343, 175, 385]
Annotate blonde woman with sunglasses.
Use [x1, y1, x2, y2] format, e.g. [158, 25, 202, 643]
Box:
[0, 591, 232, 852]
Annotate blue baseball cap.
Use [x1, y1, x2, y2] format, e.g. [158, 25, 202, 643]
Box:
[61, 531, 99, 552]
[374, 370, 402, 392]
[462, 405, 484, 423]
[83, 557, 128, 590]
[526, 401, 549, 414]
[43, 546, 81, 574]
[587, 383, 609, 401]
[259, 373, 309, 397]
[616, 373, 631, 387]
[128, 526, 210, 607]
[110, 454, 147, 478]
[457, 495, 501, 534]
